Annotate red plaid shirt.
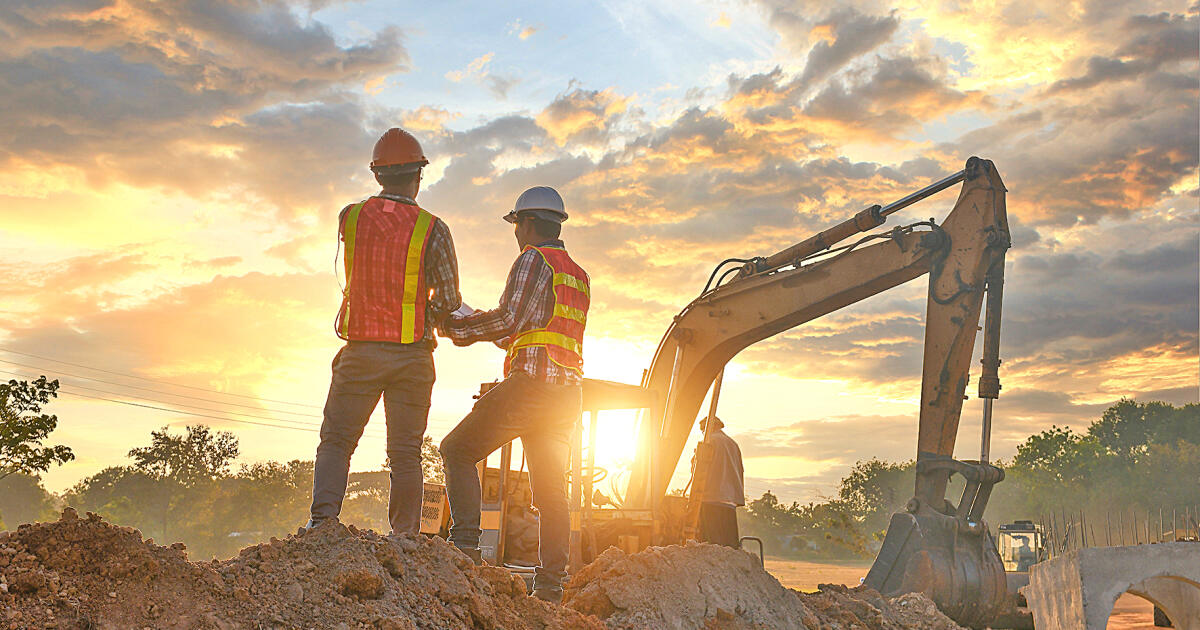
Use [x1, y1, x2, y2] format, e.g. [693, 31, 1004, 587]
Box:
[338, 192, 461, 345]
[446, 239, 582, 385]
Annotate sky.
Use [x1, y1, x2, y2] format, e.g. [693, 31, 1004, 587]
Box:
[1, 0, 1197, 505]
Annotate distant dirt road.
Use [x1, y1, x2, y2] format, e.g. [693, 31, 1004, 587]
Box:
[763, 556, 868, 593]
[763, 557, 1159, 629]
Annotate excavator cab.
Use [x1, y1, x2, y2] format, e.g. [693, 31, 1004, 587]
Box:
[997, 521, 1045, 572]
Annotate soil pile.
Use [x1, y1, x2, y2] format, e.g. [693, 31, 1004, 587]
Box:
[2, 510, 964, 630]
[564, 542, 965, 630]
[794, 584, 965, 630]
[1, 508, 601, 629]
[565, 542, 812, 628]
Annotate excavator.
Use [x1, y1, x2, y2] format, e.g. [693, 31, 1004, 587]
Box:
[459, 156, 1012, 627]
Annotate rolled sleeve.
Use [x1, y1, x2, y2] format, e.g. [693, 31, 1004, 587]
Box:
[424, 218, 462, 319]
[447, 248, 548, 345]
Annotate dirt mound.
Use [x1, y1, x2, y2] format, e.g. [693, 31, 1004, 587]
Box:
[2, 510, 964, 630]
[565, 542, 812, 628]
[563, 542, 965, 630]
[1, 508, 602, 629]
[794, 584, 965, 630]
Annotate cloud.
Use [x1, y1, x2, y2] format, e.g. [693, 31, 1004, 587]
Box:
[507, 20, 541, 40]
[4, 271, 333, 393]
[0, 0, 407, 219]
[1049, 13, 1198, 93]
[796, 9, 899, 89]
[444, 52, 519, 98]
[445, 53, 494, 82]
[536, 87, 633, 146]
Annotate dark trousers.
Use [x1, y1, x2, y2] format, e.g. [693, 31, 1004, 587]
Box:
[439, 372, 580, 590]
[699, 502, 740, 548]
[310, 341, 435, 534]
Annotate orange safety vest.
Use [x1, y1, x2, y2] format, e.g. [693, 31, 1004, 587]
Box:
[504, 245, 590, 376]
[335, 196, 436, 343]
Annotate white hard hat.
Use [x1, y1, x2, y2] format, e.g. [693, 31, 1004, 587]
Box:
[504, 186, 568, 224]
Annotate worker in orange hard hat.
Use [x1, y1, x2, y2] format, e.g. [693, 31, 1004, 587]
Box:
[308, 127, 462, 535]
[438, 185, 588, 604]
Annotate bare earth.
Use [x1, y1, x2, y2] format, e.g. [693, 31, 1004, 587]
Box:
[764, 557, 869, 593]
[763, 557, 1160, 630]
[5, 511, 965, 629]
[1107, 594, 1156, 630]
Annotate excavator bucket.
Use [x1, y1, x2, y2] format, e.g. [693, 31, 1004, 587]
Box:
[864, 457, 1008, 628]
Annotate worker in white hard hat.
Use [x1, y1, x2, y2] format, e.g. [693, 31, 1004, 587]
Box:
[438, 185, 589, 604]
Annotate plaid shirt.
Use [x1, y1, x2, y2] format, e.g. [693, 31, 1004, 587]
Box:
[446, 239, 582, 385]
[339, 192, 461, 345]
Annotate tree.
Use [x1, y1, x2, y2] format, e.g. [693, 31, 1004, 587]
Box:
[421, 435, 444, 483]
[62, 466, 164, 533]
[0, 377, 74, 480]
[340, 470, 391, 531]
[129, 425, 239, 486]
[835, 458, 915, 538]
[1087, 399, 1200, 460]
[0, 472, 58, 528]
[116, 425, 240, 544]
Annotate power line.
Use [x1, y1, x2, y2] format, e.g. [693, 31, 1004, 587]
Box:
[2, 370, 387, 439]
[0, 347, 323, 409]
[0, 358, 322, 418]
[55, 389, 322, 433]
[54, 388, 388, 439]
[0, 367, 320, 428]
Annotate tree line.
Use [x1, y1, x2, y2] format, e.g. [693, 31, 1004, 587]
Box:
[2, 376, 1197, 561]
[0, 376, 445, 559]
[737, 399, 1199, 560]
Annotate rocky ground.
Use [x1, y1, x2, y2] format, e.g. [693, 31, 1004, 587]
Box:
[2, 510, 964, 629]
[564, 542, 964, 629]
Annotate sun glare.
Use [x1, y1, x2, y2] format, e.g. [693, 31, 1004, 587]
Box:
[586, 409, 644, 503]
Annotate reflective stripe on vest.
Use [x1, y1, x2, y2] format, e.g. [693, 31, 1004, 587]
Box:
[554, 272, 590, 297]
[505, 245, 589, 375]
[400, 210, 434, 341]
[553, 303, 587, 325]
[336, 198, 434, 343]
[509, 330, 583, 354]
[337, 200, 367, 340]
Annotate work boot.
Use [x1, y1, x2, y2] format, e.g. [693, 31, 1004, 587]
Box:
[531, 586, 563, 604]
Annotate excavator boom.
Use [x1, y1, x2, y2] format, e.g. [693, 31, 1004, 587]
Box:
[617, 157, 1011, 626]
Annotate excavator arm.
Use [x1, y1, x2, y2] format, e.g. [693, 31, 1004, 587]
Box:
[619, 157, 1011, 626]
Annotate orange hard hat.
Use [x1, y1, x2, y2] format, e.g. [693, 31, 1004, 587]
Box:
[371, 128, 428, 171]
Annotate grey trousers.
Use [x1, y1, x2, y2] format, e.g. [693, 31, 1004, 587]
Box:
[439, 372, 581, 589]
[310, 341, 435, 534]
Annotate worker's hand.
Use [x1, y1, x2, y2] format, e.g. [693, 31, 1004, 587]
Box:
[430, 311, 450, 335]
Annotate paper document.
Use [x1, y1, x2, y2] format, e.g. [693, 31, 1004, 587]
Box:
[453, 303, 476, 317]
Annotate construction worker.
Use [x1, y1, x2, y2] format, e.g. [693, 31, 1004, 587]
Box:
[308, 128, 461, 535]
[695, 416, 745, 547]
[438, 186, 588, 604]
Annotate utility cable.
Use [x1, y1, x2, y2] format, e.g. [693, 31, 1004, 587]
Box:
[0, 358, 321, 418]
[53, 389, 321, 433]
[1, 370, 386, 439]
[0, 347, 322, 409]
[0, 366, 323, 427]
